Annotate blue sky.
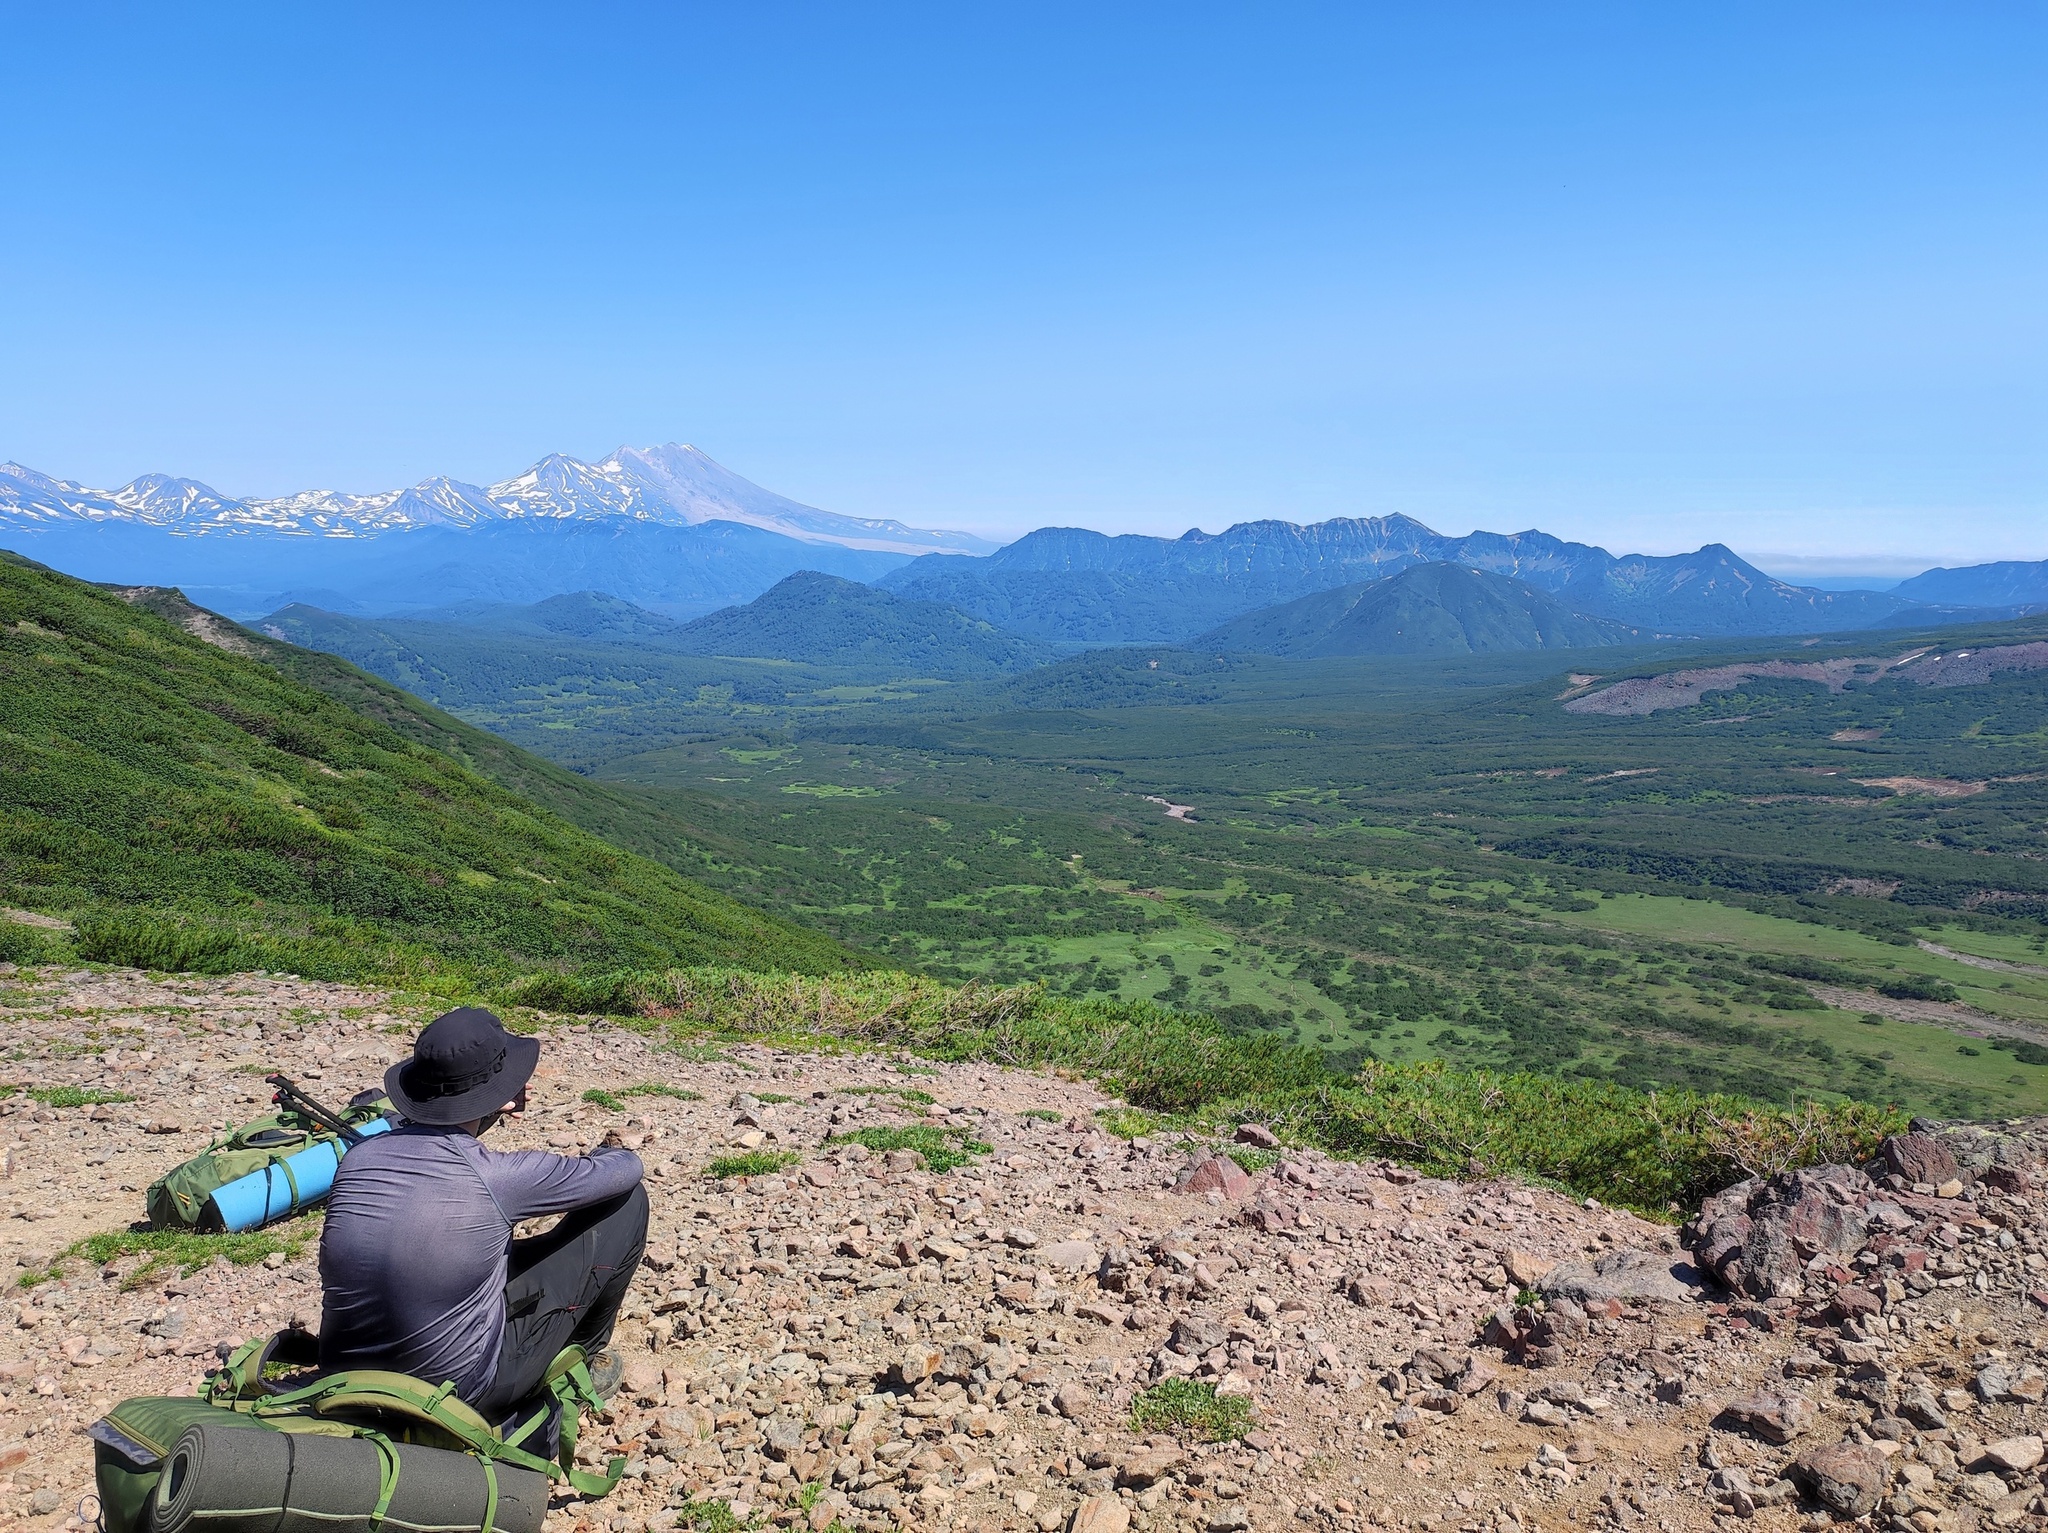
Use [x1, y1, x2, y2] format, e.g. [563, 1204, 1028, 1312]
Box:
[2, 4, 2042, 575]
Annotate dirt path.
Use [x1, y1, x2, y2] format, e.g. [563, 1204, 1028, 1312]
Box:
[1919, 941, 2048, 980]
[1810, 982, 2048, 1046]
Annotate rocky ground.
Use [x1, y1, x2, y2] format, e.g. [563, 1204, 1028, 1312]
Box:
[2, 964, 2048, 1533]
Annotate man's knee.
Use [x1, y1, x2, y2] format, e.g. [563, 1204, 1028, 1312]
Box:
[590, 1181, 649, 1268]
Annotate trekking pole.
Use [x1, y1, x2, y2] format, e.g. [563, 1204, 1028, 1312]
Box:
[265, 1073, 366, 1147]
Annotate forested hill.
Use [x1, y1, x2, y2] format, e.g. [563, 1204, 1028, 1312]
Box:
[670, 570, 1051, 674]
[1200, 562, 1640, 656]
[0, 551, 852, 985]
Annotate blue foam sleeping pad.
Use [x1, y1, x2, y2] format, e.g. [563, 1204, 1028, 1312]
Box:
[206, 1117, 392, 1231]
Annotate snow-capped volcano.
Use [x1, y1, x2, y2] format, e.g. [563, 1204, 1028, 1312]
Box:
[0, 446, 995, 556]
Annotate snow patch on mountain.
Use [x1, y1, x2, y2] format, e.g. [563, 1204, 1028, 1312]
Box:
[0, 446, 995, 557]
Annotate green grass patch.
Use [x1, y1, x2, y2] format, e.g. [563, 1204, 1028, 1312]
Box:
[583, 1082, 704, 1111]
[752, 1092, 795, 1104]
[659, 1041, 732, 1064]
[828, 1124, 990, 1175]
[706, 1149, 800, 1179]
[1019, 1107, 1063, 1123]
[1, 1084, 135, 1108]
[839, 1085, 935, 1105]
[1225, 1146, 1281, 1174]
[670, 1499, 750, 1533]
[1095, 1106, 1168, 1138]
[1129, 1379, 1255, 1442]
[23, 1221, 318, 1289]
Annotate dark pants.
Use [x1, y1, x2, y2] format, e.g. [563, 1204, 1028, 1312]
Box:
[474, 1183, 648, 1423]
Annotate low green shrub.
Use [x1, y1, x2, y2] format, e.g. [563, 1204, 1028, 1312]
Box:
[0, 922, 57, 965]
[582, 1082, 704, 1111]
[1129, 1379, 1255, 1442]
[670, 1499, 747, 1533]
[562, 966, 1904, 1214]
[1248, 1062, 1901, 1212]
[707, 1150, 799, 1179]
[829, 1125, 990, 1175]
[73, 908, 410, 982]
[1878, 974, 1961, 1003]
[2, 1084, 134, 1109]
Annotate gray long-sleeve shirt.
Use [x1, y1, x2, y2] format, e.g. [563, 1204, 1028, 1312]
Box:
[317, 1124, 644, 1400]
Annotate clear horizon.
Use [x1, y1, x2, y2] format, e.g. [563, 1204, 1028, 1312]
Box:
[2, 5, 2041, 575]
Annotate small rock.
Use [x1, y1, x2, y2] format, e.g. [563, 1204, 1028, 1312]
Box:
[1067, 1494, 1131, 1533]
[1975, 1365, 2015, 1403]
[1053, 1381, 1094, 1419]
[1118, 1446, 1185, 1488]
[1722, 1390, 1817, 1444]
[621, 1357, 665, 1403]
[896, 1345, 946, 1385]
[1503, 1250, 1555, 1289]
[1171, 1316, 1229, 1354]
[1235, 1123, 1280, 1147]
[1539, 1246, 1700, 1305]
[1040, 1240, 1099, 1271]
[1790, 1439, 1890, 1518]
[1898, 1386, 1949, 1430]
[1980, 1437, 2045, 1474]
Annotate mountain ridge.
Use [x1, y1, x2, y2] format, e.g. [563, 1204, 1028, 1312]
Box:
[0, 444, 993, 557]
[881, 516, 1979, 642]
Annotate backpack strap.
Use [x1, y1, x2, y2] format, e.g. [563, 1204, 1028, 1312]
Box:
[269, 1150, 303, 1215]
[358, 1427, 402, 1533]
[479, 1455, 500, 1533]
[537, 1346, 626, 1497]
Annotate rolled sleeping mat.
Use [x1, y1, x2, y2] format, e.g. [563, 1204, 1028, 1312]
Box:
[205, 1118, 392, 1232]
[149, 1420, 548, 1533]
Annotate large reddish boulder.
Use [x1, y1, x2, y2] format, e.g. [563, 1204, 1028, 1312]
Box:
[1878, 1132, 1959, 1188]
[1175, 1155, 1252, 1200]
[1688, 1164, 1873, 1300]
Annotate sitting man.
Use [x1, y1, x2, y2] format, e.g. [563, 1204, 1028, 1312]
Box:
[319, 1006, 647, 1421]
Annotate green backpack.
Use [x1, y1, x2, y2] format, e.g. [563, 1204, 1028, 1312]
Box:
[92, 1329, 624, 1533]
[146, 1095, 393, 1231]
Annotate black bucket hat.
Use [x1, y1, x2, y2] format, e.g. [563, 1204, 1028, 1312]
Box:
[384, 1007, 540, 1126]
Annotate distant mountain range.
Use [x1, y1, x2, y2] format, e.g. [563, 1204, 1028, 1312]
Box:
[1892, 561, 2048, 610]
[0, 444, 996, 620]
[5, 443, 2043, 648]
[880, 516, 2019, 643]
[0, 444, 993, 555]
[1200, 562, 1640, 656]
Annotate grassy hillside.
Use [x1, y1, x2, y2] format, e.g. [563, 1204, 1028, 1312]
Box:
[0, 553, 851, 988]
